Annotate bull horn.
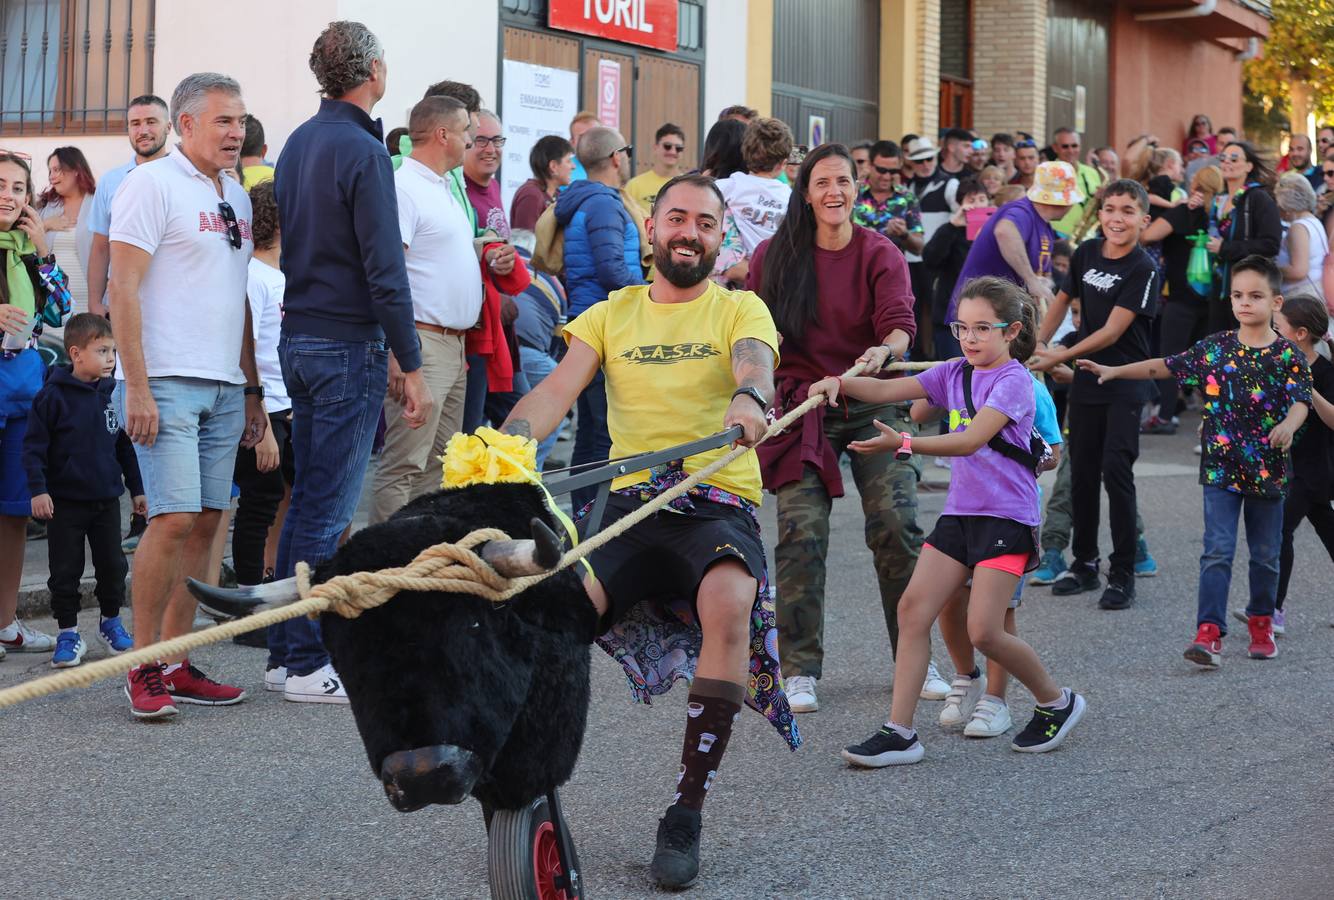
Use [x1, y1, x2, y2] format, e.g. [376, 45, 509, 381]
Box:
[186, 576, 302, 619]
[478, 518, 564, 577]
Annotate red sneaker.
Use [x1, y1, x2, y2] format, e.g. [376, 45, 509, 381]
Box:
[1247, 615, 1278, 659]
[1184, 623, 1222, 668]
[125, 663, 179, 720]
[162, 660, 246, 705]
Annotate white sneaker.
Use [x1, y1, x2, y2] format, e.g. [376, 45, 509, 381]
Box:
[785, 675, 818, 713]
[283, 663, 349, 704]
[919, 660, 950, 700]
[264, 665, 288, 692]
[0, 618, 57, 653]
[939, 672, 986, 728]
[964, 696, 1013, 738]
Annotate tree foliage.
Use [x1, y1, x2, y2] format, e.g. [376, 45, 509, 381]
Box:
[1245, 0, 1334, 124]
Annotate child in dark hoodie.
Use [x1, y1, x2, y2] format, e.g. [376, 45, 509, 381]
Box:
[23, 314, 144, 668]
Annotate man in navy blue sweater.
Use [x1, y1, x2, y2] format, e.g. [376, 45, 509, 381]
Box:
[272, 21, 431, 698]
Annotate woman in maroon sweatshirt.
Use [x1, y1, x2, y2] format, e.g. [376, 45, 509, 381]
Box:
[747, 142, 945, 713]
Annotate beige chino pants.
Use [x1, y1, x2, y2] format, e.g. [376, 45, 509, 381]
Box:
[369, 329, 467, 524]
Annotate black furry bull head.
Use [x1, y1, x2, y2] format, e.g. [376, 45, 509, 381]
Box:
[190, 483, 598, 813]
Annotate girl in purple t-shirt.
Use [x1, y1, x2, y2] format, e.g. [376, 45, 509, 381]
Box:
[808, 276, 1087, 766]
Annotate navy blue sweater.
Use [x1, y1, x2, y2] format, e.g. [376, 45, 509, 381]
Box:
[23, 367, 143, 501]
[273, 99, 422, 372]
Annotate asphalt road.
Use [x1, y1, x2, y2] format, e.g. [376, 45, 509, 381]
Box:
[5, 418, 1334, 899]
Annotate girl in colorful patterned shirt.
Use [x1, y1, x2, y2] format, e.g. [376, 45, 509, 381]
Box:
[1078, 255, 1312, 666]
[809, 276, 1088, 766]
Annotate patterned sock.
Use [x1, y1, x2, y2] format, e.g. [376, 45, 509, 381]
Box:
[673, 678, 744, 811]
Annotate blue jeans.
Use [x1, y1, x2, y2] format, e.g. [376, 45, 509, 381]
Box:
[519, 345, 561, 468]
[273, 334, 389, 676]
[572, 369, 611, 510]
[463, 353, 488, 432]
[1198, 485, 1283, 632]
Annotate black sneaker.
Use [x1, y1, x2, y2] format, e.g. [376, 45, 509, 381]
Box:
[1098, 571, 1135, 610]
[650, 805, 701, 890]
[1051, 560, 1100, 596]
[1012, 690, 1087, 753]
[840, 725, 925, 767]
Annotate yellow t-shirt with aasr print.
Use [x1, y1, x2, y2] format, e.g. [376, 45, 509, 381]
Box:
[563, 281, 779, 503]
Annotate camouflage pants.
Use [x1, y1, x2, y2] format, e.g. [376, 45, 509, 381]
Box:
[1040, 449, 1146, 551]
[774, 401, 924, 679]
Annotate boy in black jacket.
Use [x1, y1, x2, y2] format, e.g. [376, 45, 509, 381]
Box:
[24, 314, 145, 667]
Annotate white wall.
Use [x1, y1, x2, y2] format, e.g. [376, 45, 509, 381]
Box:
[703, 0, 749, 125]
[1, 0, 499, 196]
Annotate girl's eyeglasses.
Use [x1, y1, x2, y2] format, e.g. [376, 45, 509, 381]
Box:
[949, 321, 1011, 340]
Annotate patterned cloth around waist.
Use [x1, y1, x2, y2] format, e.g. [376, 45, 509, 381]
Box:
[584, 460, 801, 750]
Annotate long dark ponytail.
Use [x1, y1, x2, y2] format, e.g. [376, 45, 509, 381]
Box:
[759, 142, 856, 342]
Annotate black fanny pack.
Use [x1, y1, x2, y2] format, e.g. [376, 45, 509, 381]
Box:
[961, 363, 1054, 477]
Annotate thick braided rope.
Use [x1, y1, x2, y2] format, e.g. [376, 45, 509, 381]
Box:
[0, 360, 936, 709]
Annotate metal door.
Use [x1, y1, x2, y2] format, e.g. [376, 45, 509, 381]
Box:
[1046, 0, 1110, 149]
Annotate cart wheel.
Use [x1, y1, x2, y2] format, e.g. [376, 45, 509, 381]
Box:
[487, 796, 584, 900]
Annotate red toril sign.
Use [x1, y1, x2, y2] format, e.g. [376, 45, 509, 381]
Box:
[548, 0, 678, 52]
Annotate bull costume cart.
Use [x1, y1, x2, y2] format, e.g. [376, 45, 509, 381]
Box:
[189, 423, 799, 900]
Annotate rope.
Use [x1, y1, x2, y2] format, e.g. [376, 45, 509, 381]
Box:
[0, 358, 939, 710]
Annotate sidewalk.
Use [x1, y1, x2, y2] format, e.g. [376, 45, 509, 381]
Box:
[15, 439, 960, 619]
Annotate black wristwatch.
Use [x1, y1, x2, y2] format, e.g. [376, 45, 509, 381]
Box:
[732, 386, 769, 411]
[244, 385, 264, 399]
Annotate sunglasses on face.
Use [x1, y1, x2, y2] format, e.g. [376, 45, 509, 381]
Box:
[1219, 154, 1245, 163]
[1058, 142, 1080, 149]
[661, 142, 684, 152]
[873, 163, 902, 176]
[1323, 168, 1334, 178]
[1015, 140, 1037, 149]
[611, 144, 633, 160]
[218, 201, 242, 250]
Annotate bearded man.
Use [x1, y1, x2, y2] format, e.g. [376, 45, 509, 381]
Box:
[501, 173, 793, 891]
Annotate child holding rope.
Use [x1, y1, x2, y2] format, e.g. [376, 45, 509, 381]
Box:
[809, 276, 1087, 765]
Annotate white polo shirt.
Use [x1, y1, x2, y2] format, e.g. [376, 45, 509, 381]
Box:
[395, 156, 483, 330]
[110, 145, 253, 384]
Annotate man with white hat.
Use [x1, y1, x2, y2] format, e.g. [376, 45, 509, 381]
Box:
[907, 135, 958, 357]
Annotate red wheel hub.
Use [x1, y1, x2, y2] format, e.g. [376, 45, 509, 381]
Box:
[533, 820, 571, 900]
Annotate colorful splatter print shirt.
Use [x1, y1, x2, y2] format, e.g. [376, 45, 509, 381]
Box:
[1165, 329, 1312, 498]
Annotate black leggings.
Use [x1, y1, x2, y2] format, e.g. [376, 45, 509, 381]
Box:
[1277, 477, 1334, 609]
[231, 413, 295, 586]
[1155, 298, 1209, 416]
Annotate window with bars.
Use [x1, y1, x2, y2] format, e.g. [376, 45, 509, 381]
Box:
[0, 0, 155, 135]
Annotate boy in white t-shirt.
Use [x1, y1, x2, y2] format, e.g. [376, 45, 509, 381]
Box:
[712, 117, 793, 286]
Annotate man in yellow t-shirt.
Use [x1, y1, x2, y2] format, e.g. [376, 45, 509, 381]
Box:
[625, 123, 686, 214]
[501, 173, 784, 892]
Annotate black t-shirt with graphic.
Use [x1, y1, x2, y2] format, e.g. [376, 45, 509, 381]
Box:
[1063, 238, 1161, 403]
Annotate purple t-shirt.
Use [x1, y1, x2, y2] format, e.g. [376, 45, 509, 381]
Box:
[465, 174, 510, 239]
[947, 197, 1055, 321]
[916, 358, 1040, 525]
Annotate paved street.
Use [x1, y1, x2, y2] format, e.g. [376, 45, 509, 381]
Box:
[6, 418, 1334, 899]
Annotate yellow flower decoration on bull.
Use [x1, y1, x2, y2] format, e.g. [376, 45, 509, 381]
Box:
[441, 427, 538, 488]
[440, 427, 592, 576]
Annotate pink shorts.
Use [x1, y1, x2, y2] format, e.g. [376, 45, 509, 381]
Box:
[974, 552, 1029, 577]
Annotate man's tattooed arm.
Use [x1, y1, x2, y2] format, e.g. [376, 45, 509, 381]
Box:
[731, 337, 776, 399]
[502, 419, 532, 439]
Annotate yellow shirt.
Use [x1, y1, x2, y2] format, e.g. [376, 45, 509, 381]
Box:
[564, 282, 779, 503]
[241, 164, 275, 190]
[625, 170, 672, 215]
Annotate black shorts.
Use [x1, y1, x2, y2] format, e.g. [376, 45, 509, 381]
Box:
[577, 493, 765, 629]
[925, 514, 1039, 573]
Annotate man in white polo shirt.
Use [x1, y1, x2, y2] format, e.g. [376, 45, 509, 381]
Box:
[369, 95, 483, 523]
[110, 72, 268, 720]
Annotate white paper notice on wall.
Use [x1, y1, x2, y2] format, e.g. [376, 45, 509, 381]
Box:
[597, 59, 621, 128]
[1074, 85, 1086, 135]
[500, 59, 580, 215]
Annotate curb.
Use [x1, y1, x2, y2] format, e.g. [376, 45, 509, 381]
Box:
[17, 578, 121, 621]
